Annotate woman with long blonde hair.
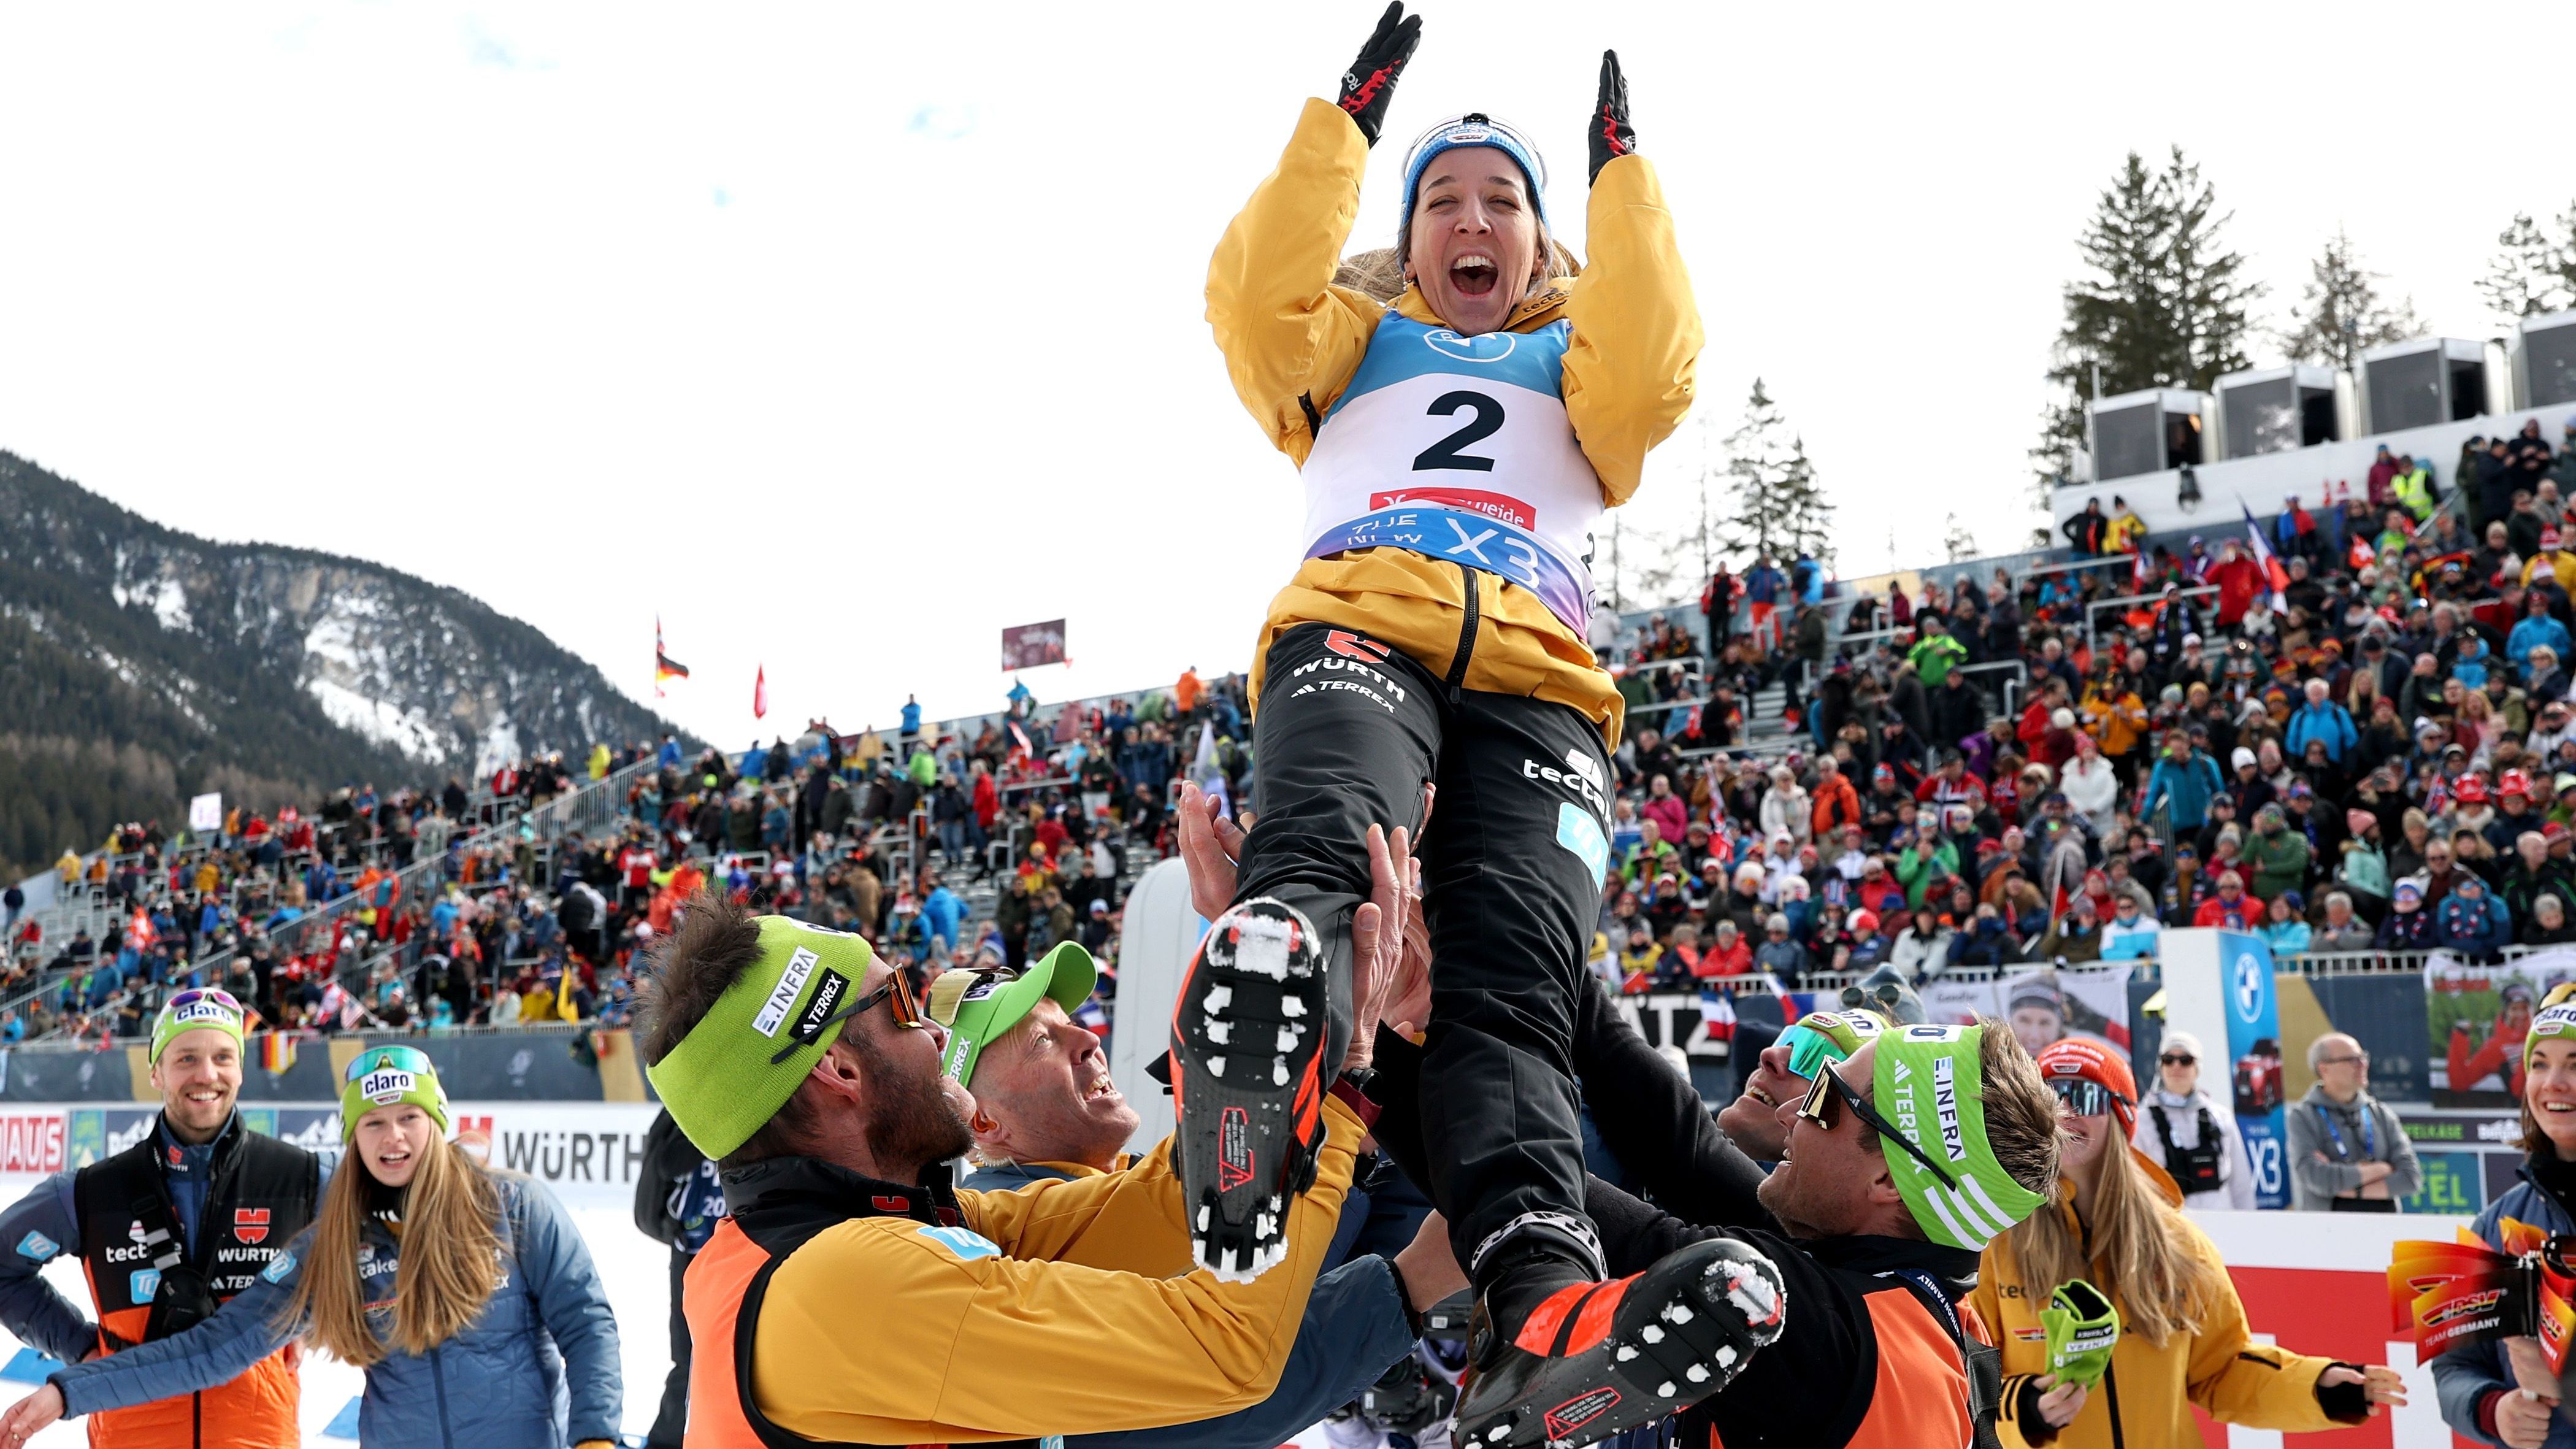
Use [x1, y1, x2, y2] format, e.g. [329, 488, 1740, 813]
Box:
[1969, 1037, 2405, 1447]
[0, 1047, 621, 1449]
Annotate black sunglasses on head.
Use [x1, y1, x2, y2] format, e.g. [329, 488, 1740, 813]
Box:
[2159, 1053, 2196, 1067]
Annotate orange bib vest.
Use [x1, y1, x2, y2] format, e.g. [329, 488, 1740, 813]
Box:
[1710, 1282, 1985, 1449]
[72, 1126, 318, 1449]
[681, 1174, 1048, 1449]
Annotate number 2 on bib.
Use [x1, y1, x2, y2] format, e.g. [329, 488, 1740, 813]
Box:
[1413, 391, 1504, 472]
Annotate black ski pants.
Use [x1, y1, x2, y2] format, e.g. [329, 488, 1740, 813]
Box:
[1238, 620, 1612, 1274]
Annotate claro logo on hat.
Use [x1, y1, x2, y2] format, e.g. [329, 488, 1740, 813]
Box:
[360, 1069, 416, 1104]
[752, 947, 821, 1039]
[171, 1001, 232, 1025]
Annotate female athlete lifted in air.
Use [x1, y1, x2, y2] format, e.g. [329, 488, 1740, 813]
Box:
[1179, 8, 1783, 1446]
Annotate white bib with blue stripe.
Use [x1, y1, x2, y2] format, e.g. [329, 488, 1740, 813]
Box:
[1299, 315, 1601, 631]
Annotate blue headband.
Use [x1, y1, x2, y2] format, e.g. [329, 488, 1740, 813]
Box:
[1400, 112, 1551, 241]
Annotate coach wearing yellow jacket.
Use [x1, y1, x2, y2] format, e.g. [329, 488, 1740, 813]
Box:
[1971, 1038, 2403, 1448]
[638, 901, 1390, 1447]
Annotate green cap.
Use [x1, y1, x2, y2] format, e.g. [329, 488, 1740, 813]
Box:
[2528, 1001, 2576, 1070]
[150, 988, 247, 1065]
[2039, 1279, 2121, 1387]
[1873, 1024, 2052, 1252]
[926, 944, 1098, 1089]
[645, 916, 875, 1159]
[339, 1045, 450, 1140]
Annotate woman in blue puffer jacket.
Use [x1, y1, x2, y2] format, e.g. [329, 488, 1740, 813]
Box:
[0, 1047, 621, 1449]
[2436, 994, 2576, 1448]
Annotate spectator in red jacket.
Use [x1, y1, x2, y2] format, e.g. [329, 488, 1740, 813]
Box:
[2210, 540, 2264, 628]
[2193, 867, 2262, 929]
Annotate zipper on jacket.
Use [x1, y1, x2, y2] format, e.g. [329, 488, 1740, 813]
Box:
[431, 1342, 451, 1447]
[2101, 1361, 2125, 1449]
[1445, 563, 1481, 702]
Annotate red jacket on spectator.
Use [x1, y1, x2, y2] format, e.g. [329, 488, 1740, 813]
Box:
[2210, 556, 2261, 627]
[2192, 891, 2260, 930]
[1696, 935, 1752, 978]
[1641, 793, 1688, 844]
[972, 772, 999, 829]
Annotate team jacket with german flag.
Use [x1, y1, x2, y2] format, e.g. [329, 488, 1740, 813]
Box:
[1206, 97, 1703, 742]
[1968, 1192, 2359, 1449]
[0, 1113, 321, 1449]
[684, 1095, 1367, 1447]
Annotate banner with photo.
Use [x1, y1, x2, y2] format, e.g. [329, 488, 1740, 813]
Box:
[1916, 966, 2134, 1060]
[2423, 946, 2576, 1105]
[1000, 619, 1067, 671]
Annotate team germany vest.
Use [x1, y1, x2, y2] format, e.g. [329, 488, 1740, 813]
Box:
[683, 1160, 1046, 1449]
[72, 1121, 320, 1449]
[1300, 313, 1603, 633]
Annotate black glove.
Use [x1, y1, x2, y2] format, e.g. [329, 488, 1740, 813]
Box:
[1589, 49, 1636, 183]
[1336, 1, 1422, 147]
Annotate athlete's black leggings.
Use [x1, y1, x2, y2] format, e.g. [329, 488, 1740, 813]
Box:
[1236, 620, 1611, 1273]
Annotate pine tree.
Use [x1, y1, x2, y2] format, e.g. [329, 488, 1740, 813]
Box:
[1719, 380, 1832, 566]
[1942, 513, 1979, 563]
[2277, 228, 2420, 370]
[2478, 204, 2576, 321]
[2031, 148, 2263, 504]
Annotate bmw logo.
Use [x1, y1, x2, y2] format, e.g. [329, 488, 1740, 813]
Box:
[1423, 329, 1517, 363]
[2233, 953, 2264, 1021]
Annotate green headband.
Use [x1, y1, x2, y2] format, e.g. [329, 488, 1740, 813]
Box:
[340, 1046, 450, 1140]
[645, 917, 876, 1159]
[1871, 1024, 2050, 1251]
[926, 944, 1098, 1089]
[2528, 1002, 2576, 1071]
[150, 990, 246, 1065]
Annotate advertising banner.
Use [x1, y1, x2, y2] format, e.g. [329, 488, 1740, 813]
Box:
[1000, 620, 1067, 671]
[186, 792, 222, 833]
[2423, 947, 2576, 1105]
[2163, 929, 2290, 1210]
[1916, 966, 2134, 1058]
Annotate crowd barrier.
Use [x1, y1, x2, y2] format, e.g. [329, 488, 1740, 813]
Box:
[0, 1029, 654, 1107]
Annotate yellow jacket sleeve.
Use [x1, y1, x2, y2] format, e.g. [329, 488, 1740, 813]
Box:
[751, 1097, 1366, 1443]
[954, 1137, 1196, 1278]
[1562, 152, 1701, 506]
[2179, 1228, 2339, 1432]
[1206, 98, 1389, 464]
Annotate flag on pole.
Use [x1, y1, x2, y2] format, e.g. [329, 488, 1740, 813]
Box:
[753, 665, 767, 720]
[258, 1032, 297, 1075]
[1697, 988, 1737, 1042]
[654, 618, 690, 698]
[126, 907, 156, 951]
[1007, 720, 1034, 759]
[2239, 499, 2291, 607]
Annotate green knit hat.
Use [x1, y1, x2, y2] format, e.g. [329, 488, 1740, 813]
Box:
[150, 988, 247, 1065]
[645, 916, 876, 1159]
[339, 1045, 451, 1140]
[1873, 1024, 2052, 1251]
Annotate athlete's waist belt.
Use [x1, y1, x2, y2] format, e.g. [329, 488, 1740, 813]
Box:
[1307, 505, 1589, 634]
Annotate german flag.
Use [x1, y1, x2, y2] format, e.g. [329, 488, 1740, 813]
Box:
[656, 617, 691, 696]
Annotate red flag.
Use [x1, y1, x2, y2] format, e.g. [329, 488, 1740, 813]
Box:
[753, 665, 767, 720]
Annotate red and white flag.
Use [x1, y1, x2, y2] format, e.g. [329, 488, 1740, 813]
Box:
[2239, 499, 2291, 609]
[752, 664, 768, 720]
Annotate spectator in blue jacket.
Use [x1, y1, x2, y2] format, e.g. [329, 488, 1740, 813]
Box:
[2142, 729, 2227, 832]
[0, 1047, 621, 1449]
[2436, 874, 2511, 962]
[919, 872, 968, 958]
[2509, 589, 2574, 684]
[2282, 678, 2359, 766]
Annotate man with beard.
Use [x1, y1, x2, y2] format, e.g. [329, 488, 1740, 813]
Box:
[932, 943, 1448, 1449]
[638, 891, 1401, 1446]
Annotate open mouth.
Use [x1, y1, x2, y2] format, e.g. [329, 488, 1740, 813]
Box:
[2542, 1100, 2576, 1117]
[1744, 1085, 1776, 1109]
[1448, 252, 1498, 298]
[1083, 1074, 1122, 1105]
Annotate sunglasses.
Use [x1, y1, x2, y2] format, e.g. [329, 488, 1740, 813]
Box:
[166, 987, 242, 1015]
[345, 1044, 433, 1083]
[770, 969, 926, 1066]
[1796, 1063, 1958, 1190]
[1838, 982, 1904, 1018]
[2049, 1078, 2123, 1118]
[2158, 1053, 2196, 1067]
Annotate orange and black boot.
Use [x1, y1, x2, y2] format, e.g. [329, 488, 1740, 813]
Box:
[1455, 1229, 1786, 1449]
[1169, 897, 1348, 1280]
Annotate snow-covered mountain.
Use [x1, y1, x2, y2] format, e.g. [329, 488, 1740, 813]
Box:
[0, 450, 677, 872]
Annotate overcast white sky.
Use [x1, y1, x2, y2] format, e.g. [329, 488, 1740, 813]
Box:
[3, 2, 2567, 745]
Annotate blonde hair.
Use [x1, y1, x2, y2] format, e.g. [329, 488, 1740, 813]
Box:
[285, 1136, 504, 1365]
[2003, 1134, 2222, 1348]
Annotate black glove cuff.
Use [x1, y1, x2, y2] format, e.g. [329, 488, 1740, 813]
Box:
[2315, 1363, 2371, 1424]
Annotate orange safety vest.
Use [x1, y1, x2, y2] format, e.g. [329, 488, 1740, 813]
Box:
[1711, 1283, 1978, 1449]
